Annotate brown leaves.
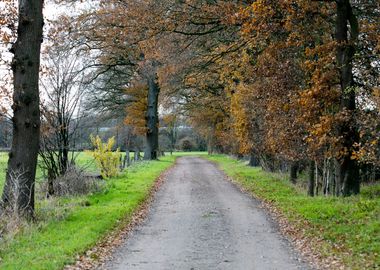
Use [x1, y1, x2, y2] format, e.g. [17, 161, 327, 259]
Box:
[48, 0, 380, 166]
[124, 84, 148, 136]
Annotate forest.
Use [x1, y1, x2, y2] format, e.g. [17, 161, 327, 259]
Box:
[0, 0, 379, 269]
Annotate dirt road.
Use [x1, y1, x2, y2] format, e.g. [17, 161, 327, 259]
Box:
[103, 157, 310, 270]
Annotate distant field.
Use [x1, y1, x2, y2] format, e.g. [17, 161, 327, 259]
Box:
[0, 152, 98, 193]
[0, 152, 8, 187]
[0, 152, 8, 191]
[0, 151, 208, 192]
[171, 151, 208, 156]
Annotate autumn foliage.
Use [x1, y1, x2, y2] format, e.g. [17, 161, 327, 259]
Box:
[2, 0, 380, 197]
[140, 0, 380, 196]
[124, 84, 148, 136]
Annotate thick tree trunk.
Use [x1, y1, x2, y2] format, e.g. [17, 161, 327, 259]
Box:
[144, 75, 159, 160]
[308, 160, 315, 196]
[290, 161, 298, 184]
[335, 0, 360, 196]
[1, 0, 43, 218]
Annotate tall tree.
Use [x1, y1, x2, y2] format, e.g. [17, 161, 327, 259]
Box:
[140, 61, 160, 160]
[39, 44, 86, 196]
[1, 0, 44, 218]
[334, 0, 360, 195]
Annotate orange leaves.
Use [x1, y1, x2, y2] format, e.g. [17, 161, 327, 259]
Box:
[124, 84, 148, 136]
[48, 0, 380, 167]
[230, 83, 253, 154]
[173, 0, 380, 167]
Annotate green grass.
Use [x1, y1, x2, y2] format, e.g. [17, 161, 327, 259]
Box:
[0, 150, 207, 191]
[170, 151, 208, 156]
[0, 152, 7, 187]
[207, 154, 380, 269]
[0, 152, 98, 192]
[0, 155, 176, 270]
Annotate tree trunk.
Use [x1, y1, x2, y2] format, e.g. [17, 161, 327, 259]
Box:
[323, 159, 331, 196]
[290, 161, 298, 184]
[62, 130, 69, 173]
[1, 0, 43, 219]
[58, 114, 69, 176]
[308, 160, 315, 196]
[334, 159, 341, 196]
[125, 150, 130, 167]
[135, 148, 140, 161]
[335, 0, 360, 196]
[207, 134, 214, 155]
[144, 75, 159, 160]
[260, 154, 276, 172]
[58, 137, 69, 176]
[315, 163, 321, 196]
[119, 154, 123, 171]
[248, 153, 260, 167]
[169, 129, 176, 155]
[47, 168, 55, 197]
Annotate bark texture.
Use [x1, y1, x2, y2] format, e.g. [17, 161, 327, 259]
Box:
[335, 0, 360, 196]
[144, 75, 160, 160]
[1, 0, 43, 218]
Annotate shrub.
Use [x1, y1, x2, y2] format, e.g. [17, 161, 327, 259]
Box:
[42, 166, 106, 196]
[89, 135, 121, 179]
[178, 137, 195, 151]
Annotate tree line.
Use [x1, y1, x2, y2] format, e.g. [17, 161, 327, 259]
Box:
[0, 0, 379, 218]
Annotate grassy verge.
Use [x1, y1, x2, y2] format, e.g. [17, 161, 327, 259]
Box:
[206, 154, 380, 269]
[0, 155, 176, 270]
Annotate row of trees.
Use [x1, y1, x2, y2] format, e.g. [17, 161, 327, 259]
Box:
[130, 0, 379, 197]
[79, 0, 378, 197]
[141, 0, 378, 196]
[0, 0, 379, 218]
[0, 0, 161, 218]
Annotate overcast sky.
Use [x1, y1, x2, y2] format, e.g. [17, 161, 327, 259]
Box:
[0, 1, 96, 114]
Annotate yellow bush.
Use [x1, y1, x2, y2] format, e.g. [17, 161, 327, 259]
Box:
[90, 135, 121, 179]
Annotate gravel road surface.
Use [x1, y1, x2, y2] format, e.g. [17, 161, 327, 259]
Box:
[103, 157, 310, 270]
